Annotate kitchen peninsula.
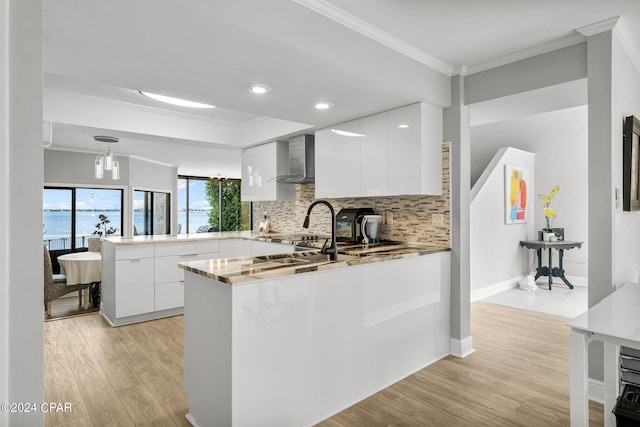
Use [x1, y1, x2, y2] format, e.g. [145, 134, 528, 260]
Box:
[179, 240, 451, 427]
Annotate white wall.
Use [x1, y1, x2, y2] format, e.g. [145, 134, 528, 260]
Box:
[129, 157, 179, 236]
[1, 0, 44, 425]
[612, 33, 640, 287]
[44, 149, 130, 185]
[471, 106, 589, 280]
[44, 149, 179, 236]
[465, 43, 587, 105]
[470, 148, 535, 300]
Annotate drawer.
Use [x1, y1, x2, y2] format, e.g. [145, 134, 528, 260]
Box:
[155, 252, 220, 284]
[154, 240, 220, 257]
[115, 244, 154, 260]
[155, 281, 184, 311]
[622, 356, 640, 372]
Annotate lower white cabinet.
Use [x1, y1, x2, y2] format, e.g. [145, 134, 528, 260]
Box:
[155, 281, 185, 311]
[102, 237, 295, 325]
[154, 251, 220, 311]
[115, 257, 155, 318]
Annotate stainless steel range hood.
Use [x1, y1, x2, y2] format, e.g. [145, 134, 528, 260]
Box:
[276, 134, 315, 184]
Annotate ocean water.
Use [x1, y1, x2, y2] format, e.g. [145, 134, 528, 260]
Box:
[43, 210, 212, 239]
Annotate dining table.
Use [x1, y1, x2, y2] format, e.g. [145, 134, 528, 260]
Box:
[57, 251, 102, 309]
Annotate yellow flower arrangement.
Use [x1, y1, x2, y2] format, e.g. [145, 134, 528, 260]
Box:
[538, 185, 560, 232]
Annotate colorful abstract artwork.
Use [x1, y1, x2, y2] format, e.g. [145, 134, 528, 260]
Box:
[504, 165, 528, 224]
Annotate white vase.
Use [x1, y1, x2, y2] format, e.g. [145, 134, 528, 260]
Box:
[543, 232, 554, 242]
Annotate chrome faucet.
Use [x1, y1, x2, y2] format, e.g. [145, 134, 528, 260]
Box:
[302, 200, 338, 261]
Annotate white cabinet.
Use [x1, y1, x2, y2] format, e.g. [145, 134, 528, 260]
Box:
[388, 103, 442, 196]
[314, 127, 338, 198]
[115, 258, 155, 318]
[101, 237, 297, 325]
[315, 120, 362, 198]
[360, 112, 389, 196]
[315, 102, 442, 198]
[241, 141, 294, 201]
[154, 240, 220, 311]
[113, 244, 155, 319]
[333, 120, 362, 198]
[102, 239, 222, 325]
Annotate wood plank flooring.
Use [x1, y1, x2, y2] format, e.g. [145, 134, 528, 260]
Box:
[44, 302, 604, 426]
[45, 294, 99, 321]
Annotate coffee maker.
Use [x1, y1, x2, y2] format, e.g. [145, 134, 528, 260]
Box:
[361, 215, 383, 244]
[335, 208, 375, 242]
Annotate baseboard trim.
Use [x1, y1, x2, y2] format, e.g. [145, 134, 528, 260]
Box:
[450, 336, 475, 358]
[588, 378, 605, 404]
[471, 276, 521, 302]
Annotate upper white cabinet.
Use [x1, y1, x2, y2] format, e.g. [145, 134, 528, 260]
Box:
[315, 103, 442, 198]
[360, 112, 389, 196]
[314, 127, 338, 198]
[241, 141, 295, 202]
[316, 120, 362, 198]
[389, 103, 442, 196]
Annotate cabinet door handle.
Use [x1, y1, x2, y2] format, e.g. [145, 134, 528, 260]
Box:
[128, 258, 142, 262]
[181, 253, 199, 258]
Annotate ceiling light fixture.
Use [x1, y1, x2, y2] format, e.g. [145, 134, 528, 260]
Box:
[94, 136, 120, 180]
[314, 102, 334, 110]
[139, 91, 216, 109]
[397, 124, 410, 129]
[243, 84, 272, 95]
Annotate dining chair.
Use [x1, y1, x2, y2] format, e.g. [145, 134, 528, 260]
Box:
[43, 244, 90, 317]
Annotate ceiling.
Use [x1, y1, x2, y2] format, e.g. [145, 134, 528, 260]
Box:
[43, 0, 640, 177]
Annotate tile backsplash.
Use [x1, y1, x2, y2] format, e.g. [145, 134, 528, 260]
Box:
[252, 143, 450, 246]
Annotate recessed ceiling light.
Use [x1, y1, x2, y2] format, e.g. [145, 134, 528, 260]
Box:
[314, 102, 334, 110]
[397, 124, 410, 129]
[244, 84, 272, 94]
[139, 91, 216, 109]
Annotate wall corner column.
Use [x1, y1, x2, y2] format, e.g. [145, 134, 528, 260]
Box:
[445, 73, 474, 357]
[1, 0, 45, 425]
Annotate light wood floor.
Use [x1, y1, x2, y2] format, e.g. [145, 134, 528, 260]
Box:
[44, 302, 604, 427]
[45, 294, 99, 321]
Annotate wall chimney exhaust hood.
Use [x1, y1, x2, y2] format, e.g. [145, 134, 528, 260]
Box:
[276, 134, 315, 184]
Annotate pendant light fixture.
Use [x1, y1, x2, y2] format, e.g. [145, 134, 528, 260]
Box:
[94, 136, 120, 180]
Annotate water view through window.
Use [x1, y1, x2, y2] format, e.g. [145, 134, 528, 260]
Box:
[133, 190, 170, 235]
[43, 187, 123, 249]
[178, 177, 250, 233]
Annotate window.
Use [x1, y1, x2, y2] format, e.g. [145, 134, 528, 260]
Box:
[178, 176, 250, 233]
[133, 190, 171, 235]
[43, 187, 123, 249]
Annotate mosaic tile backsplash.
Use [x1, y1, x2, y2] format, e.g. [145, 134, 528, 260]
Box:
[252, 143, 450, 246]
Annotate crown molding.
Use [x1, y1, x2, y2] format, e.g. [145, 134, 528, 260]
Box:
[613, 16, 640, 73]
[576, 16, 620, 37]
[577, 16, 640, 74]
[294, 0, 453, 76]
[466, 32, 586, 75]
[452, 65, 467, 77]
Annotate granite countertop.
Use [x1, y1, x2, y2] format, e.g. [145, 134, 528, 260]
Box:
[179, 241, 450, 285]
